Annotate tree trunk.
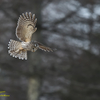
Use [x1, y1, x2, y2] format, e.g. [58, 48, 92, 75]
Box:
[27, 0, 43, 100]
[28, 78, 40, 100]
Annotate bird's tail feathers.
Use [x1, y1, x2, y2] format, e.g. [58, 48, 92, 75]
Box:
[8, 39, 27, 60]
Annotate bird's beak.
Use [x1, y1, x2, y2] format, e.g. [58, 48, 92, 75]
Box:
[31, 48, 37, 52]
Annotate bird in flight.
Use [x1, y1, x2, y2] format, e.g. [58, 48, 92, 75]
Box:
[8, 12, 53, 60]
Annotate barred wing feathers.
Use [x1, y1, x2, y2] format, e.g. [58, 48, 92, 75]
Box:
[37, 42, 53, 52]
[16, 12, 37, 42]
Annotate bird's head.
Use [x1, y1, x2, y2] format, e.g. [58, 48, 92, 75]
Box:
[31, 41, 39, 52]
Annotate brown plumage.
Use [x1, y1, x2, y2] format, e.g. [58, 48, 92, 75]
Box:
[8, 12, 53, 60]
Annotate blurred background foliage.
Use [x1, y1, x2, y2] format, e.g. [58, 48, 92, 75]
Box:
[0, 0, 100, 100]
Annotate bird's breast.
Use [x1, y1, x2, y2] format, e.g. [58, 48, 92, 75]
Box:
[21, 42, 32, 50]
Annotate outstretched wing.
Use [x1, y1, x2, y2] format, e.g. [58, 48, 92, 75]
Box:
[16, 12, 37, 42]
[36, 42, 53, 52]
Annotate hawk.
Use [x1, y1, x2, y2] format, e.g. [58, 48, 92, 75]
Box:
[8, 12, 53, 60]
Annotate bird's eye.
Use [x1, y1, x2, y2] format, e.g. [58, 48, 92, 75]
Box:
[34, 44, 37, 47]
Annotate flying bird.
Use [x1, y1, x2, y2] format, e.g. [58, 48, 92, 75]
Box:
[8, 12, 53, 60]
